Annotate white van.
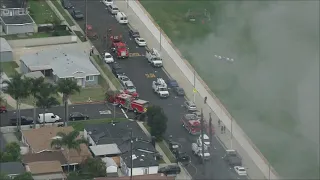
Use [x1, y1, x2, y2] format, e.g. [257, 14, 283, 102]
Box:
[38, 113, 61, 123]
[115, 12, 128, 24]
[102, 0, 113, 6]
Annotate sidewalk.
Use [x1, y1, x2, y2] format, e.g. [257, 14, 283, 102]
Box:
[115, 0, 278, 179]
[137, 121, 192, 180]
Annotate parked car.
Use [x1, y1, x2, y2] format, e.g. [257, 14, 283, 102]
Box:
[10, 116, 34, 126]
[234, 166, 247, 176]
[158, 164, 181, 175]
[184, 101, 197, 111]
[118, 75, 131, 86]
[129, 29, 140, 38]
[102, 0, 113, 6]
[69, 112, 89, 121]
[134, 37, 146, 46]
[173, 87, 185, 96]
[71, 9, 84, 20]
[61, 0, 73, 9]
[167, 79, 179, 88]
[104, 52, 114, 63]
[107, 4, 119, 15]
[123, 81, 136, 93]
[111, 63, 125, 78]
[0, 106, 7, 113]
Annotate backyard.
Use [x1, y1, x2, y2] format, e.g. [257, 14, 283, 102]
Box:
[28, 0, 59, 24]
[0, 62, 18, 77]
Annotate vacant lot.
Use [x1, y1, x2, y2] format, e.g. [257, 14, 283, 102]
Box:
[28, 0, 59, 24]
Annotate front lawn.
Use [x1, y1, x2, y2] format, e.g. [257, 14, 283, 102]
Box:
[28, 0, 59, 24]
[70, 87, 105, 103]
[70, 118, 128, 131]
[0, 61, 18, 77]
[21, 94, 62, 106]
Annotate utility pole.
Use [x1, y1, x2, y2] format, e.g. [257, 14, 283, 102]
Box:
[230, 118, 233, 149]
[200, 109, 205, 171]
[84, 0, 88, 40]
[113, 103, 116, 124]
[159, 28, 162, 52]
[130, 129, 133, 180]
[193, 70, 196, 103]
[209, 113, 213, 146]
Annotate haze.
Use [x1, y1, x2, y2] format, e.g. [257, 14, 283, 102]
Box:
[177, 1, 319, 178]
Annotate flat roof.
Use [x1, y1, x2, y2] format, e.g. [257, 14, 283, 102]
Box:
[0, 37, 12, 52]
[0, 0, 23, 8]
[89, 144, 121, 156]
[1, 15, 34, 25]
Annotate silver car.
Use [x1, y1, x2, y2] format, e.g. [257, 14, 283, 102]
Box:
[184, 101, 197, 111]
[118, 75, 131, 86]
[124, 81, 136, 93]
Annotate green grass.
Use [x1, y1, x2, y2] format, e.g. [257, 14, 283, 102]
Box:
[74, 31, 87, 42]
[70, 87, 105, 103]
[92, 55, 122, 89]
[51, 0, 75, 26]
[143, 123, 175, 163]
[70, 118, 128, 131]
[28, 0, 59, 24]
[21, 94, 62, 106]
[0, 61, 18, 77]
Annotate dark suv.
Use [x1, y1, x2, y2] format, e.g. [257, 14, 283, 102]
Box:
[61, 0, 73, 9]
[158, 165, 181, 175]
[129, 29, 140, 38]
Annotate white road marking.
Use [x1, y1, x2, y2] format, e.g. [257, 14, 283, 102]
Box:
[99, 110, 111, 115]
[121, 108, 128, 119]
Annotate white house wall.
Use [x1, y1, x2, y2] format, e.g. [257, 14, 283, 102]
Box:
[148, 166, 159, 174]
[83, 129, 96, 146]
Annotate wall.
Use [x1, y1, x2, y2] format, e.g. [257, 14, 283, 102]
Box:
[8, 35, 77, 48]
[0, 51, 13, 62]
[5, 23, 34, 35]
[83, 129, 96, 146]
[20, 60, 30, 74]
[85, 75, 99, 86]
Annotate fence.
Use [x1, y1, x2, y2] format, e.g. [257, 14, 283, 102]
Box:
[8, 35, 78, 48]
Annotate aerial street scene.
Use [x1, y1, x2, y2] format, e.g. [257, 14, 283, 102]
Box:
[0, 0, 319, 179]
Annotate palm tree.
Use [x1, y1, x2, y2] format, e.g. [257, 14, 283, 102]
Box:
[50, 130, 88, 171]
[2, 74, 31, 130]
[57, 79, 81, 126]
[28, 77, 45, 128]
[35, 82, 60, 126]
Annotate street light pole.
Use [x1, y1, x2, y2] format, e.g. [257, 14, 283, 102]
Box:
[193, 70, 196, 103]
[130, 129, 133, 180]
[85, 0, 88, 40]
[230, 118, 233, 149]
[159, 28, 162, 52]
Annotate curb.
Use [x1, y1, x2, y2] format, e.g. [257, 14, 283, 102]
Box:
[72, 101, 106, 105]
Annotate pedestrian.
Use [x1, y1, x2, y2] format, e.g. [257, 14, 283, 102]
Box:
[90, 46, 94, 55]
[204, 96, 207, 104]
[218, 119, 221, 127]
[223, 125, 226, 133]
[221, 125, 224, 134]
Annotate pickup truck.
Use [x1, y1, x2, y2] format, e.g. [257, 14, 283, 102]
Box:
[152, 81, 169, 98]
[10, 116, 34, 126]
[145, 48, 163, 67]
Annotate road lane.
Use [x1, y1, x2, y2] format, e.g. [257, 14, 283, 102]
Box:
[69, 1, 242, 179]
[0, 103, 126, 127]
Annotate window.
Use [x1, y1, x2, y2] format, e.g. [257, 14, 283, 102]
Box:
[143, 168, 148, 174]
[86, 76, 94, 81]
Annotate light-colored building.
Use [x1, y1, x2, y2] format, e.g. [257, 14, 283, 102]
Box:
[0, 0, 35, 35]
[0, 37, 13, 62]
[25, 161, 66, 180]
[20, 46, 100, 87]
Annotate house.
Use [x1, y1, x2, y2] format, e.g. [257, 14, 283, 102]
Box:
[20, 46, 100, 87]
[0, 162, 26, 178]
[0, 37, 13, 62]
[89, 144, 121, 157]
[22, 151, 68, 171]
[83, 121, 160, 176]
[94, 174, 175, 180]
[101, 157, 118, 177]
[23, 71, 45, 79]
[0, 0, 35, 35]
[25, 161, 66, 180]
[21, 126, 92, 171]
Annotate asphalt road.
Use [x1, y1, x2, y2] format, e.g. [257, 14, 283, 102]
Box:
[0, 103, 126, 127]
[69, 1, 243, 179]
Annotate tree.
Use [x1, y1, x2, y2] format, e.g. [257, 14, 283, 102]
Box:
[146, 105, 168, 141]
[80, 157, 106, 179]
[0, 142, 21, 162]
[35, 82, 60, 125]
[0, 173, 10, 180]
[57, 78, 81, 126]
[67, 171, 82, 180]
[50, 130, 88, 171]
[2, 74, 31, 130]
[28, 77, 45, 128]
[13, 172, 33, 180]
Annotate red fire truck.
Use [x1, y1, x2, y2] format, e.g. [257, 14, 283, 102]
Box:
[111, 93, 148, 113]
[110, 35, 129, 59]
[181, 114, 201, 135]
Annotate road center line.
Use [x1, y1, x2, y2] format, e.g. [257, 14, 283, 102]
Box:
[121, 108, 128, 119]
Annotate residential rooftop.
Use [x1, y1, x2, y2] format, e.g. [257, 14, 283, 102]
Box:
[0, 162, 25, 175]
[94, 174, 175, 180]
[22, 151, 68, 165]
[0, 37, 12, 52]
[0, 0, 24, 9]
[0, 15, 34, 25]
[26, 161, 64, 174]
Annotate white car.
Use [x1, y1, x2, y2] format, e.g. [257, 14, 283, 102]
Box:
[184, 101, 197, 111]
[134, 37, 147, 46]
[118, 75, 131, 86]
[102, 0, 113, 6]
[234, 166, 247, 176]
[104, 52, 114, 63]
